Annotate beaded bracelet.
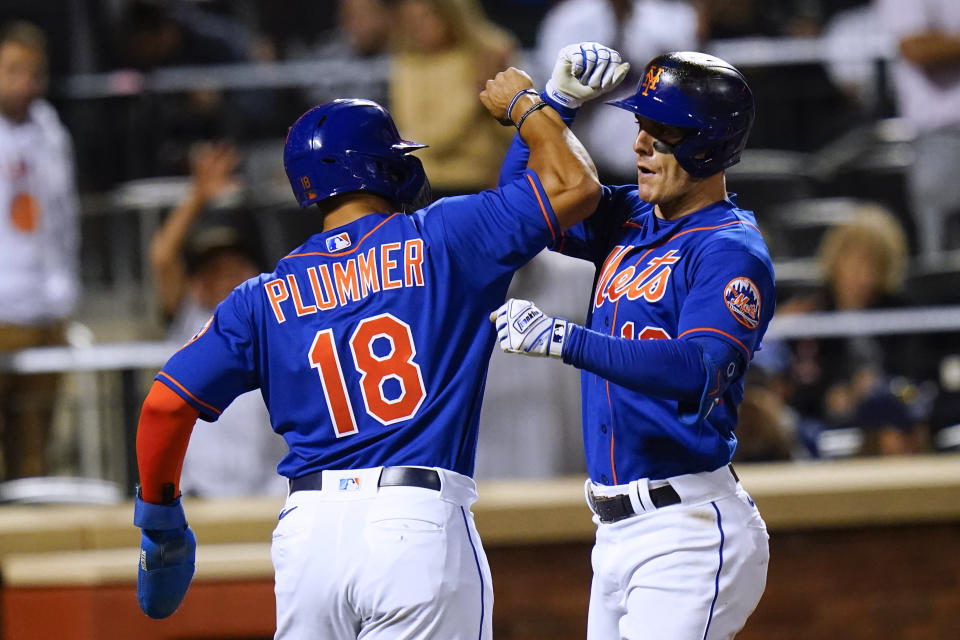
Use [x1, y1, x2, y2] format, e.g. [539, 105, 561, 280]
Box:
[514, 99, 548, 131]
[505, 88, 540, 125]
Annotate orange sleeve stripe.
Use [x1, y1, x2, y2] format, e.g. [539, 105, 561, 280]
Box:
[526, 173, 556, 240]
[157, 372, 222, 415]
[283, 213, 401, 260]
[671, 220, 760, 242]
[678, 327, 751, 360]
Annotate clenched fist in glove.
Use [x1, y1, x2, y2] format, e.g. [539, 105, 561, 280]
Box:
[491, 298, 569, 358]
[134, 492, 196, 619]
[544, 42, 631, 110]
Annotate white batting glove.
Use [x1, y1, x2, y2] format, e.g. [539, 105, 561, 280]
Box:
[490, 298, 569, 359]
[544, 42, 631, 109]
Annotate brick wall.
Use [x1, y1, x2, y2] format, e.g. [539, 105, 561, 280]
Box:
[486, 523, 960, 640]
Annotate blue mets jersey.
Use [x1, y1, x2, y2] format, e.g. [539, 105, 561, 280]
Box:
[156, 171, 559, 478]
[556, 185, 775, 483]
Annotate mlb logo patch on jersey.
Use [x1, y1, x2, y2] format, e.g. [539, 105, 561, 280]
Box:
[326, 232, 351, 252]
[724, 277, 761, 329]
[339, 477, 361, 491]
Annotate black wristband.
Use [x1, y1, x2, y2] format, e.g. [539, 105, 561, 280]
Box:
[515, 99, 548, 131]
[503, 88, 540, 126]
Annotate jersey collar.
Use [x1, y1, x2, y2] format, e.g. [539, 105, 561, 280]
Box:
[628, 198, 739, 248]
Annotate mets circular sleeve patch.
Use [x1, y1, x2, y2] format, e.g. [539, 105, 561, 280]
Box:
[723, 277, 761, 329]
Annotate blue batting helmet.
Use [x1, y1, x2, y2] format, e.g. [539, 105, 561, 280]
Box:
[283, 99, 430, 211]
[607, 52, 755, 178]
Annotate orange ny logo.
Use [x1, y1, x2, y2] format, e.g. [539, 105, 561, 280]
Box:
[641, 67, 664, 96]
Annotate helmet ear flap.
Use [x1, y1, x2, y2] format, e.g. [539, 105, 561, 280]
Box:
[395, 154, 431, 212]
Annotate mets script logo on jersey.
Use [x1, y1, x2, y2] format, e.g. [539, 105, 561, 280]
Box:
[594, 247, 681, 308]
[641, 66, 665, 96]
[325, 232, 351, 252]
[723, 277, 761, 329]
[339, 477, 361, 491]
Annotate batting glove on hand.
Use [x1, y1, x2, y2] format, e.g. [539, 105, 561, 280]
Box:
[544, 42, 630, 110]
[490, 298, 569, 358]
[134, 494, 196, 619]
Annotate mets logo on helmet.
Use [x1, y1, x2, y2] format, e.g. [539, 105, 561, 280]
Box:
[724, 277, 761, 329]
[641, 66, 665, 96]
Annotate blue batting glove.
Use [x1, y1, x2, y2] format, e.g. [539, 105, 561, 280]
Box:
[134, 494, 196, 619]
[490, 298, 569, 358]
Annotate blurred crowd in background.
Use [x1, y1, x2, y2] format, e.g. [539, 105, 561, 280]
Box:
[2, 0, 960, 499]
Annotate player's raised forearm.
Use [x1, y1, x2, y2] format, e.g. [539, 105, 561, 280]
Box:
[480, 68, 600, 229]
[520, 104, 601, 229]
[148, 193, 200, 317]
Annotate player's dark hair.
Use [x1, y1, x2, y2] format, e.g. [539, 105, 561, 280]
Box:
[313, 191, 399, 218]
[0, 20, 48, 56]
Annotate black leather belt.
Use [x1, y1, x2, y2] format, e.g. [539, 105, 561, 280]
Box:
[589, 484, 681, 524]
[588, 465, 739, 524]
[288, 466, 441, 494]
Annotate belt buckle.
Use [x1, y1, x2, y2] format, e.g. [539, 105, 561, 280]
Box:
[589, 490, 632, 524]
[587, 489, 607, 522]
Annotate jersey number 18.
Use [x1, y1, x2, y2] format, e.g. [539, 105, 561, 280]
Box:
[308, 313, 426, 438]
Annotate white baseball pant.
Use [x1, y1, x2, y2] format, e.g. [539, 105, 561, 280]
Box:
[271, 466, 493, 639]
[586, 465, 769, 639]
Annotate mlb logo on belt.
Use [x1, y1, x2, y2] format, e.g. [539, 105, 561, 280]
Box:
[339, 477, 361, 491]
[326, 232, 351, 252]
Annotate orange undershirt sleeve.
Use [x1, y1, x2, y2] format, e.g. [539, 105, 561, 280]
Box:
[136, 380, 199, 504]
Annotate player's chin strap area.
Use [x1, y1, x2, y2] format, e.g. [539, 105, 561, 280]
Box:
[287, 466, 442, 495]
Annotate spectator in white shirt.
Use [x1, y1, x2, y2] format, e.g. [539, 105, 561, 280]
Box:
[876, 0, 960, 261]
[0, 21, 80, 480]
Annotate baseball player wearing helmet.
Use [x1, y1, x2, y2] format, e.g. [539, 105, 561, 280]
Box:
[132, 58, 621, 637]
[493, 46, 773, 639]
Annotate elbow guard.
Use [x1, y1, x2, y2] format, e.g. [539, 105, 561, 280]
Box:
[679, 337, 744, 425]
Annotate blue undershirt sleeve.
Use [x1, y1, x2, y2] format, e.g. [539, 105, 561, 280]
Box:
[561, 325, 744, 422]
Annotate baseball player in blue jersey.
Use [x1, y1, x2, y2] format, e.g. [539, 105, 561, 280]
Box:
[493, 46, 773, 639]
[131, 55, 630, 638]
